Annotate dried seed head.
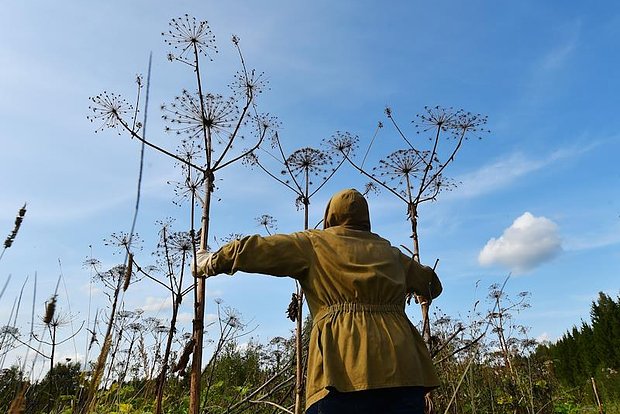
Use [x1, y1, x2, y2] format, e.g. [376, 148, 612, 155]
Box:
[362, 182, 380, 197]
[252, 113, 279, 141]
[161, 91, 238, 143]
[87, 91, 133, 134]
[230, 69, 269, 99]
[221, 233, 244, 244]
[242, 152, 259, 168]
[162, 15, 217, 62]
[172, 338, 195, 373]
[256, 215, 277, 234]
[323, 131, 359, 156]
[123, 253, 134, 291]
[104, 232, 142, 254]
[372, 149, 428, 198]
[285, 147, 333, 181]
[286, 293, 300, 322]
[43, 295, 57, 325]
[3, 203, 27, 249]
[414, 105, 456, 133]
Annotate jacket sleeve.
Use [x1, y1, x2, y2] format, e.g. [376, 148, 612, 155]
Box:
[400, 253, 442, 299]
[210, 232, 313, 280]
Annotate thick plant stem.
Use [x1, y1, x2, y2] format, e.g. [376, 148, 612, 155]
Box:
[155, 288, 183, 414]
[293, 194, 310, 414]
[408, 203, 431, 345]
[409, 204, 434, 414]
[190, 171, 212, 414]
[294, 287, 304, 414]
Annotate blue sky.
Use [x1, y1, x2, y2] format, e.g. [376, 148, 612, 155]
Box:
[1, 1, 619, 374]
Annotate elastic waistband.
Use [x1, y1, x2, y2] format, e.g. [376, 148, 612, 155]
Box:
[313, 302, 404, 325]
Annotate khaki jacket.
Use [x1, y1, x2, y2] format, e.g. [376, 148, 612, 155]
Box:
[208, 189, 442, 408]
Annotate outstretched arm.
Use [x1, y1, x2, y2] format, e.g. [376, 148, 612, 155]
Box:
[198, 232, 313, 280]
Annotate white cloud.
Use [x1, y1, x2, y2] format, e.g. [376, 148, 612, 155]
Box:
[478, 212, 562, 273]
[139, 296, 173, 312]
[177, 312, 194, 323]
[564, 225, 620, 251]
[536, 332, 552, 344]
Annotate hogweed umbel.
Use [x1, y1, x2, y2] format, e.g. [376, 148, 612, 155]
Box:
[162, 15, 217, 64]
[372, 149, 428, 199]
[284, 147, 333, 182]
[162, 91, 239, 145]
[88, 92, 134, 134]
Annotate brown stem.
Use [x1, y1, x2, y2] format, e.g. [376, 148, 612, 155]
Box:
[155, 252, 187, 414]
[294, 286, 304, 414]
[118, 117, 204, 172]
[190, 171, 212, 414]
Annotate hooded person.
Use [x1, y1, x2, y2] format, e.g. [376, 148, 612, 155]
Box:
[193, 188, 442, 414]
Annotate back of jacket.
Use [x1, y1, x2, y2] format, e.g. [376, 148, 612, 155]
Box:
[209, 189, 442, 407]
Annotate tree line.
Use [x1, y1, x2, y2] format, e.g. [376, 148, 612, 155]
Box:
[535, 292, 620, 408]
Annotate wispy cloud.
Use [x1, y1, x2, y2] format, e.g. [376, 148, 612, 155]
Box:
[453, 153, 544, 199]
[452, 142, 597, 200]
[564, 225, 620, 251]
[539, 21, 581, 72]
[479, 212, 562, 273]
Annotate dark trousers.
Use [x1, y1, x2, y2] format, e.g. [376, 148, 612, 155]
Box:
[305, 386, 425, 414]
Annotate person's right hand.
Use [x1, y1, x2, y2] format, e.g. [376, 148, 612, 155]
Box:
[191, 250, 214, 278]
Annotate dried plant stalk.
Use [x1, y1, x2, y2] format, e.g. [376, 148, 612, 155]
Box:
[43, 295, 57, 325]
[172, 338, 195, 373]
[3, 204, 27, 249]
[8, 383, 26, 414]
[83, 334, 112, 413]
[1, 203, 27, 262]
[123, 252, 134, 291]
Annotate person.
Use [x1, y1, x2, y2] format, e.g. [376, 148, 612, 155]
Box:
[193, 188, 442, 414]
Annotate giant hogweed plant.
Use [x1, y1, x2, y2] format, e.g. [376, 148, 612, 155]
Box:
[329, 106, 489, 346]
[88, 15, 275, 414]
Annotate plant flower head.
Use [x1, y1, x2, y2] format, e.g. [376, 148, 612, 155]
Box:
[415, 105, 457, 134]
[162, 91, 238, 146]
[88, 92, 133, 134]
[324, 131, 359, 156]
[373, 149, 428, 197]
[284, 147, 333, 180]
[162, 15, 217, 62]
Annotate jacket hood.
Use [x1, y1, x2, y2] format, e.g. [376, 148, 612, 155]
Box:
[323, 189, 371, 231]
